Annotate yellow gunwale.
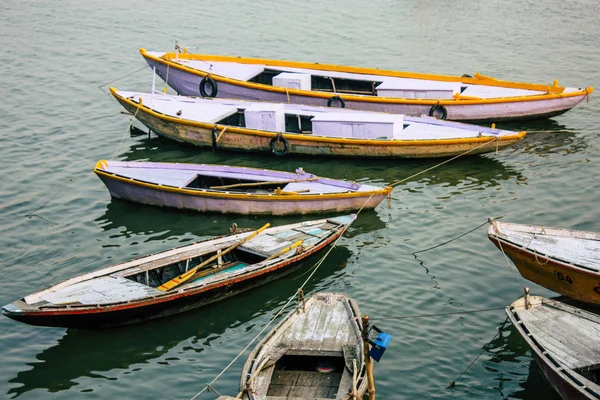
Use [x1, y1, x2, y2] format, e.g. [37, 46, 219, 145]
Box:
[109, 87, 527, 147]
[94, 160, 392, 202]
[140, 49, 593, 106]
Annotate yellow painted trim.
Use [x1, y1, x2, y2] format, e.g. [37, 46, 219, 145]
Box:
[110, 87, 527, 146]
[140, 49, 593, 106]
[94, 160, 392, 201]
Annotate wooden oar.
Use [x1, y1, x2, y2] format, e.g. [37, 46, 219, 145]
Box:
[263, 240, 303, 262]
[157, 223, 271, 291]
[209, 177, 318, 190]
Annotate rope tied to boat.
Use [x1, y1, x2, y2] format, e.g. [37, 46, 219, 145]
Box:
[97, 66, 148, 93]
[189, 200, 363, 399]
[112, 99, 142, 158]
[534, 250, 551, 265]
[285, 87, 290, 103]
[389, 137, 500, 189]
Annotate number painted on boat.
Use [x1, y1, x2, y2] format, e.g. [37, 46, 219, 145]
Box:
[554, 271, 573, 284]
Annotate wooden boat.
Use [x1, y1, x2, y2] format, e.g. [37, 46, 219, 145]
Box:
[140, 47, 593, 123]
[236, 292, 368, 399]
[488, 219, 600, 306]
[1, 216, 355, 328]
[94, 160, 391, 216]
[506, 293, 600, 399]
[110, 88, 526, 159]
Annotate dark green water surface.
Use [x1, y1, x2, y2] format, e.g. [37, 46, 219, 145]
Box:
[1, 0, 599, 398]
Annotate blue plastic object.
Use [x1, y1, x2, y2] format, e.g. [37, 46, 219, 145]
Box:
[369, 331, 392, 362]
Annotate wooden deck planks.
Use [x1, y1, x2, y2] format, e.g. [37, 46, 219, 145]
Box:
[520, 302, 600, 370]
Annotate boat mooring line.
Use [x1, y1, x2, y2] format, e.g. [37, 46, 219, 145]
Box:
[112, 102, 142, 158]
[441, 317, 509, 394]
[189, 219, 356, 400]
[21, 178, 74, 221]
[409, 217, 501, 255]
[370, 306, 506, 321]
[493, 228, 527, 292]
[389, 137, 500, 188]
[97, 66, 149, 93]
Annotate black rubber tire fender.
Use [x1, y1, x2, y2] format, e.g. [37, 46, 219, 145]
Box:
[428, 104, 448, 120]
[269, 134, 289, 156]
[199, 76, 218, 98]
[327, 95, 345, 108]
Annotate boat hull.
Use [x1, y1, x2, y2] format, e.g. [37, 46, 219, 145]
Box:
[489, 235, 600, 306]
[506, 296, 600, 400]
[95, 169, 389, 216]
[143, 53, 589, 123]
[114, 94, 524, 159]
[3, 226, 345, 329]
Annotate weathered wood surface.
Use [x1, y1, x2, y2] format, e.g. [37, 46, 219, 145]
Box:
[490, 220, 600, 271]
[17, 218, 351, 307]
[241, 292, 366, 400]
[507, 296, 600, 399]
[509, 296, 600, 370]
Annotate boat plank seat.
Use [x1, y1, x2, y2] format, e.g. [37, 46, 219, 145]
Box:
[267, 370, 342, 398]
[36, 276, 162, 306]
[276, 300, 352, 354]
[240, 224, 336, 257]
[517, 300, 600, 370]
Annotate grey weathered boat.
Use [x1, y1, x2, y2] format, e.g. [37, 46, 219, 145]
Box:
[235, 292, 368, 399]
[1, 217, 355, 329]
[506, 293, 600, 399]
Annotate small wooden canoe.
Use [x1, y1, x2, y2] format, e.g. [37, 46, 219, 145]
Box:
[488, 219, 600, 306]
[141, 48, 593, 123]
[110, 88, 526, 159]
[237, 292, 367, 399]
[94, 160, 391, 215]
[1, 216, 355, 329]
[506, 294, 600, 399]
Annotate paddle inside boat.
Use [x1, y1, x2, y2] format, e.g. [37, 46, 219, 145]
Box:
[1, 215, 355, 328]
[488, 218, 600, 306]
[111, 88, 526, 158]
[94, 160, 392, 215]
[141, 47, 593, 122]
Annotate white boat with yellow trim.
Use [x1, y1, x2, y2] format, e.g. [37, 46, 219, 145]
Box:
[488, 219, 600, 306]
[141, 47, 593, 123]
[110, 88, 526, 159]
[94, 160, 391, 215]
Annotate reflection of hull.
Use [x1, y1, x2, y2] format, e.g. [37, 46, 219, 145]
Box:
[111, 89, 526, 159]
[94, 160, 390, 216]
[506, 296, 600, 400]
[488, 220, 600, 306]
[141, 49, 592, 123]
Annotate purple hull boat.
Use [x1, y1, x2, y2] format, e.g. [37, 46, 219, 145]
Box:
[140, 48, 593, 123]
[94, 160, 391, 216]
